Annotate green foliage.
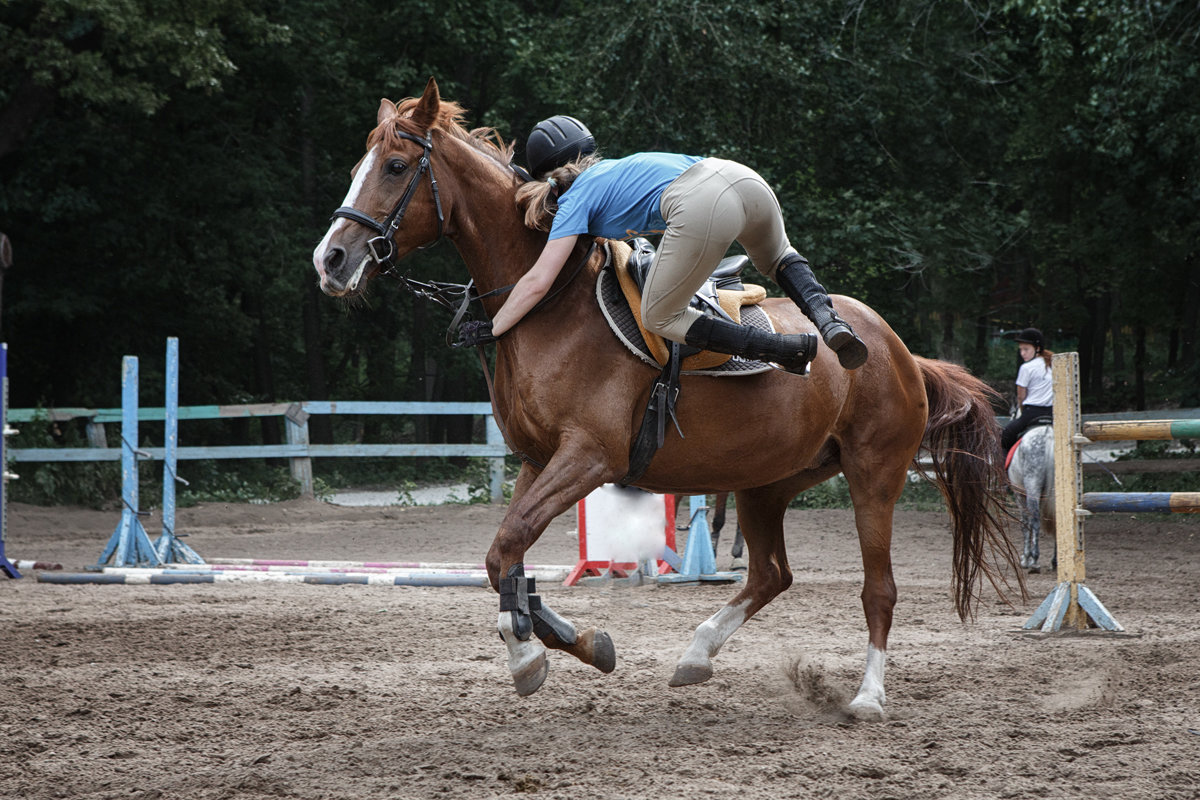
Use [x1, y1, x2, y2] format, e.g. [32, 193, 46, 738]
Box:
[789, 475, 852, 509]
[0, 0, 287, 116]
[2, 0, 1199, 509]
[787, 475, 947, 511]
[172, 461, 304, 506]
[1084, 437, 1200, 495]
[7, 416, 120, 507]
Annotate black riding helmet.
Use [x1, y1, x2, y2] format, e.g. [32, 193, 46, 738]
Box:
[1015, 327, 1044, 352]
[526, 115, 595, 178]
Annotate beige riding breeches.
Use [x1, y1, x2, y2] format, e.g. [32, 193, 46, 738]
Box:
[640, 157, 795, 342]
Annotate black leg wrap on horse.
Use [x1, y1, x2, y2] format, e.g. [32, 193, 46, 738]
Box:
[684, 315, 816, 375]
[498, 564, 535, 641]
[529, 601, 578, 646]
[776, 253, 868, 369]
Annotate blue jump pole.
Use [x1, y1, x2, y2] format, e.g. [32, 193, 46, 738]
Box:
[1, 343, 20, 579]
[95, 356, 163, 568]
[1082, 491, 1200, 514]
[154, 338, 203, 564]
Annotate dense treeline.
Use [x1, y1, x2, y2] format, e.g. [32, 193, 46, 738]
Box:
[2, 0, 1198, 433]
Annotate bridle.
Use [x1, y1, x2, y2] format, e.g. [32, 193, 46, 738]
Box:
[330, 129, 444, 290]
[325, 127, 595, 339]
[324, 125, 597, 470]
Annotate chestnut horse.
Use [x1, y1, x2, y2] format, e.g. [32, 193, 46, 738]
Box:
[312, 79, 1020, 719]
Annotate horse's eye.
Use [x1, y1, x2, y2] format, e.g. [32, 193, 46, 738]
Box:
[387, 159, 407, 175]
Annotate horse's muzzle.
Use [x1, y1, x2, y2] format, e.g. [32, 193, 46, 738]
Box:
[318, 245, 372, 297]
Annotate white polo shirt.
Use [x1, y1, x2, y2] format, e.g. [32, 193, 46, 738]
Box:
[1017, 357, 1053, 407]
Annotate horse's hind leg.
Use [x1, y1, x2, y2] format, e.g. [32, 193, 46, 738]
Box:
[670, 483, 797, 687]
[1023, 490, 1042, 572]
[841, 458, 909, 721]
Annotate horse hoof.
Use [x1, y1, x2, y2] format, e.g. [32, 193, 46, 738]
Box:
[729, 556, 747, 571]
[848, 697, 886, 721]
[1027, 565, 1041, 574]
[511, 650, 548, 697]
[589, 630, 616, 674]
[668, 662, 713, 687]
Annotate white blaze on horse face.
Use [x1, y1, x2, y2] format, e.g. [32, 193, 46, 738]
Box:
[312, 146, 380, 284]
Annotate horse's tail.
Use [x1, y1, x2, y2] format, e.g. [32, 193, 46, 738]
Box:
[914, 356, 1025, 620]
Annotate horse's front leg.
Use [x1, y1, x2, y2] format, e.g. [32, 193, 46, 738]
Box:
[487, 449, 612, 696]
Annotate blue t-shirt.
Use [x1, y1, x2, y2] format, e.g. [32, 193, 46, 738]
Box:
[548, 153, 703, 241]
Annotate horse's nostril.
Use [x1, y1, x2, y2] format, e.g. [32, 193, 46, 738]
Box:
[324, 247, 346, 274]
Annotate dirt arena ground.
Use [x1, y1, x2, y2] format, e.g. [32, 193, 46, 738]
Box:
[2, 499, 1197, 800]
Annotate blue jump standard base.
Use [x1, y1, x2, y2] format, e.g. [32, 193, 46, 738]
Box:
[1023, 582, 1124, 633]
[654, 495, 742, 585]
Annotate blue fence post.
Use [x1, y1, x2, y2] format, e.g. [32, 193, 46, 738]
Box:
[96, 356, 163, 568]
[1, 343, 19, 579]
[154, 338, 203, 564]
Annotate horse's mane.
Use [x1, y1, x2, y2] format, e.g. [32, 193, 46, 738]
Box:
[368, 96, 517, 173]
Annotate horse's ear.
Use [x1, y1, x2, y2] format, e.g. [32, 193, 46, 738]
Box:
[376, 98, 396, 127]
[410, 77, 441, 131]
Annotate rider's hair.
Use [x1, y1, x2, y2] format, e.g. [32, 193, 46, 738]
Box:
[515, 154, 602, 231]
[1039, 348, 1054, 368]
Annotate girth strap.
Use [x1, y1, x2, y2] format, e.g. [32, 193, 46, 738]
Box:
[621, 341, 684, 485]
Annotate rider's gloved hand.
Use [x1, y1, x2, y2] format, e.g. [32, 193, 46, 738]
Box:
[454, 320, 497, 348]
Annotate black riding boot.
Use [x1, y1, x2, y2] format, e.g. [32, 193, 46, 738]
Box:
[775, 253, 868, 369]
[684, 316, 817, 375]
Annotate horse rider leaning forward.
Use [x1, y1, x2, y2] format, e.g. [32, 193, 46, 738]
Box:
[456, 116, 868, 374]
[1001, 327, 1055, 452]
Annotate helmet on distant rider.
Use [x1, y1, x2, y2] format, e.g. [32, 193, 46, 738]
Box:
[526, 115, 595, 178]
[1015, 327, 1044, 352]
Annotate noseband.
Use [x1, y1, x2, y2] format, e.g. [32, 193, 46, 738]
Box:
[330, 130, 444, 287]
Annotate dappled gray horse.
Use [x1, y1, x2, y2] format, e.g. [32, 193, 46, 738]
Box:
[1006, 422, 1055, 572]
